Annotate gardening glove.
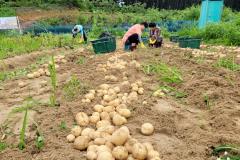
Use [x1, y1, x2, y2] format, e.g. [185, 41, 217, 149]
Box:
[140, 42, 146, 49]
[149, 38, 156, 44]
[79, 38, 84, 44]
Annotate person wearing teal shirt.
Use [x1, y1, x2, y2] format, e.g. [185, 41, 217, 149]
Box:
[72, 24, 87, 42]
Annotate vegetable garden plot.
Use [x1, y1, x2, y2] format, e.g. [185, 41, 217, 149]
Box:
[0, 42, 240, 160]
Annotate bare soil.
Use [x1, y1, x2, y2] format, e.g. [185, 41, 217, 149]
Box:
[0, 42, 240, 160]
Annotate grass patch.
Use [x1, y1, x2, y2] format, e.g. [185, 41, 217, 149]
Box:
[204, 94, 211, 109]
[0, 7, 16, 17]
[18, 109, 28, 150]
[0, 142, 7, 151]
[63, 75, 89, 100]
[11, 97, 41, 113]
[143, 62, 183, 84]
[0, 67, 31, 82]
[35, 134, 44, 150]
[216, 57, 240, 71]
[212, 144, 240, 160]
[0, 34, 78, 60]
[59, 121, 67, 130]
[160, 85, 187, 99]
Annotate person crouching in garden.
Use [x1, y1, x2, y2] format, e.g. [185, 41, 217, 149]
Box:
[72, 24, 87, 43]
[149, 23, 163, 48]
[122, 22, 148, 51]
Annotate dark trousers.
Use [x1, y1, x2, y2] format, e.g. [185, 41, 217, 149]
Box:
[125, 33, 140, 51]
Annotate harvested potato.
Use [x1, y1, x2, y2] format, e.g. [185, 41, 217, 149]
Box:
[108, 99, 120, 107]
[136, 80, 143, 87]
[113, 86, 121, 93]
[97, 125, 115, 135]
[143, 142, 154, 152]
[132, 143, 147, 160]
[81, 128, 95, 137]
[27, 73, 34, 79]
[142, 101, 148, 105]
[73, 136, 90, 150]
[86, 99, 91, 103]
[112, 114, 127, 126]
[109, 111, 117, 118]
[131, 83, 139, 92]
[147, 150, 160, 160]
[116, 104, 127, 111]
[94, 105, 104, 113]
[66, 134, 75, 142]
[45, 70, 50, 76]
[96, 120, 111, 129]
[102, 106, 115, 113]
[75, 112, 89, 127]
[99, 84, 110, 90]
[127, 92, 138, 103]
[100, 112, 111, 121]
[137, 88, 144, 95]
[87, 150, 97, 160]
[88, 141, 94, 146]
[123, 77, 128, 81]
[105, 141, 114, 150]
[111, 126, 129, 146]
[71, 126, 82, 137]
[97, 151, 113, 160]
[40, 80, 48, 87]
[61, 59, 67, 63]
[102, 90, 108, 95]
[112, 146, 128, 160]
[94, 138, 106, 145]
[18, 81, 27, 88]
[33, 72, 41, 78]
[127, 155, 135, 160]
[101, 100, 109, 106]
[90, 112, 100, 124]
[89, 90, 96, 94]
[38, 68, 45, 75]
[108, 89, 116, 96]
[141, 123, 154, 136]
[89, 131, 101, 140]
[103, 95, 112, 102]
[87, 145, 98, 152]
[97, 145, 112, 154]
[85, 93, 95, 100]
[117, 109, 131, 118]
[125, 138, 138, 153]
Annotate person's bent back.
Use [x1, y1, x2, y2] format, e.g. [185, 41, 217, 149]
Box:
[122, 22, 148, 51]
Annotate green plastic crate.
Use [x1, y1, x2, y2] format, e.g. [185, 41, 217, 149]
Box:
[179, 38, 201, 49]
[91, 37, 116, 54]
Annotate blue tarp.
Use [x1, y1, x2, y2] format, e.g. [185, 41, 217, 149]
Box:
[23, 20, 197, 35]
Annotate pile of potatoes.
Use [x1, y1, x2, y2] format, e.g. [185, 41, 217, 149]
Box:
[27, 55, 67, 79]
[67, 125, 159, 160]
[82, 90, 96, 103]
[67, 56, 160, 160]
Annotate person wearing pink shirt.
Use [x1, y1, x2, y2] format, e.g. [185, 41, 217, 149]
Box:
[122, 22, 148, 51]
